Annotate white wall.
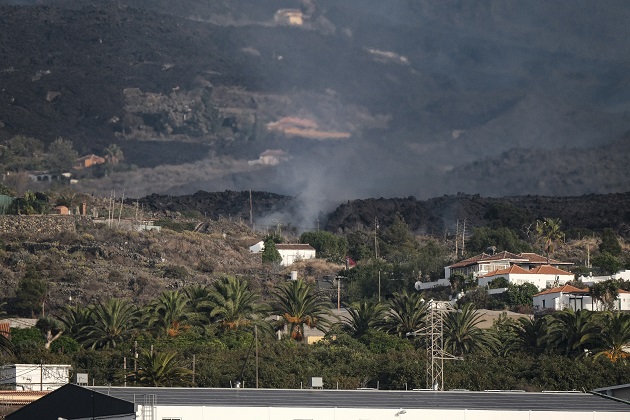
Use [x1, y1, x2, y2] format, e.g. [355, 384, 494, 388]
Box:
[278, 249, 316, 266]
[249, 241, 264, 253]
[0, 364, 70, 391]
[479, 274, 573, 290]
[534, 292, 630, 312]
[138, 404, 630, 420]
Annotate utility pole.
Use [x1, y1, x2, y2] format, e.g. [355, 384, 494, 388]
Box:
[374, 217, 379, 259]
[378, 270, 381, 303]
[123, 357, 127, 387]
[192, 354, 196, 387]
[461, 219, 466, 257]
[117, 190, 125, 227]
[254, 326, 259, 389]
[337, 276, 341, 311]
[249, 190, 253, 229]
[133, 340, 138, 385]
[455, 220, 459, 257]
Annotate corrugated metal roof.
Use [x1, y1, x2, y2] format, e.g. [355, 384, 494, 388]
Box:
[89, 387, 630, 412]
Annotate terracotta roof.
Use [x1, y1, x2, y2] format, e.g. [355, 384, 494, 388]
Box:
[276, 244, 316, 251]
[479, 265, 531, 278]
[528, 265, 574, 276]
[448, 251, 526, 269]
[534, 284, 588, 297]
[517, 252, 572, 265]
[0, 322, 9, 338]
[619, 289, 630, 294]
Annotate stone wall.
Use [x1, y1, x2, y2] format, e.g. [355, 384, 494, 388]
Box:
[0, 215, 77, 236]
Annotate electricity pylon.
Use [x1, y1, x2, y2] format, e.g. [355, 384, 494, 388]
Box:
[408, 300, 461, 391]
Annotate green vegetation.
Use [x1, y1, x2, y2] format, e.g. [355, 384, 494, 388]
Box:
[0, 191, 629, 390]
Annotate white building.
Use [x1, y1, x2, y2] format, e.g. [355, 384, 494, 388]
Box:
[445, 251, 572, 279]
[578, 269, 630, 286]
[276, 244, 316, 266]
[533, 285, 630, 311]
[10, 385, 630, 420]
[0, 364, 71, 391]
[479, 265, 575, 290]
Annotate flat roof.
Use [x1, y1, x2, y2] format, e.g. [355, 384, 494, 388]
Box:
[89, 387, 630, 412]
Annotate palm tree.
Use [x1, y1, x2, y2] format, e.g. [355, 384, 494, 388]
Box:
[536, 218, 563, 263]
[443, 303, 496, 356]
[589, 280, 620, 311]
[271, 279, 332, 341]
[205, 276, 265, 332]
[508, 316, 547, 355]
[185, 284, 211, 314]
[130, 349, 192, 387]
[55, 303, 92, 342]
[84, 298, 139, 350]
[544, 309, 598, 357]
[340, 300, 388, 338]
[145, 290, 195, 338]
[595, 312, 630, 362]
[383, 290, 427, 337]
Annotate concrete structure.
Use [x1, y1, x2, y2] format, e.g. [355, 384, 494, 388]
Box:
[249, 240, 264, 253]
[479, 265, 574, 290]
[9, 385, 630, 420]
[579, 269, 630, 286]
[533, 285, 630, 311]
[276, 244, 316, 266]
[0, 364, 71, 391]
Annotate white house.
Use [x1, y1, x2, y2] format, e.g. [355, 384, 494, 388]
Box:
[479, 265, 574, 290]
[0, 364, 71, 391]
[10, 384, 630, 420]
[445, 251, 572, 279]
[533, 285, 630, 311]
[276, 244, 316, 266]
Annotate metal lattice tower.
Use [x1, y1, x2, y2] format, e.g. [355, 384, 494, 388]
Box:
[411, 301, 460, 391]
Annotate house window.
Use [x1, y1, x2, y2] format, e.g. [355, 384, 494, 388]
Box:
[542, 299, 545, 308]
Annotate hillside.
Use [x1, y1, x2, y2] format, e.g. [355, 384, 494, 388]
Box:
[0, 0, 629, 201]
[135, 190, 630, 240]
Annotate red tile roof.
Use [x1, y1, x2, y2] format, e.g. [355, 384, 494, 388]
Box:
[528, 265, 574, 276]
[534, 284, 588, 297]
[479, 265, 531, 278]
